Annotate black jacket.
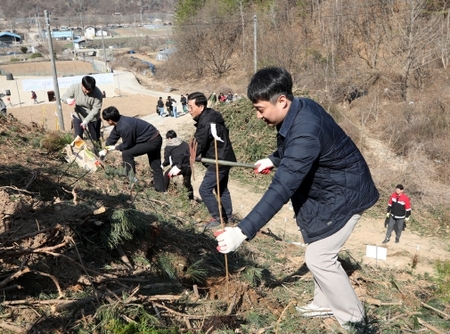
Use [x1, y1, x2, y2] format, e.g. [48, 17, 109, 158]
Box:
[238, 98, 379, 243]
[162, 138, 190, 169]
[106, 116, 159, 151]
[193, 107, 236, 170]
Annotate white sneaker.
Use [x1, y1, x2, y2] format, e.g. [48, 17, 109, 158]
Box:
[296, 303, 333, 317]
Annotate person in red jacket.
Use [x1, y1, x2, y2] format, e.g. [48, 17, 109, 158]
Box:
[383, 184, 411, 244]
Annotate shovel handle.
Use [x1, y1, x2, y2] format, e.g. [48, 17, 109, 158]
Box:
[196, 157, 256, 169]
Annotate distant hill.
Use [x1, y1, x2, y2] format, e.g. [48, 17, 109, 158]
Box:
[0, 0, 176, 21]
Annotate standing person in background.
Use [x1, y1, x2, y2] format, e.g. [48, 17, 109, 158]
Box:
[101, 106, 164, 191]
[31, 91, 38, 104]
[383, 184, 411, 244]
[180, 94, 187, 114]
[207, 92, 217, 107]
[171, 96, 178, 118]
[157, 97, 166, 117]
[188, 91, 237, 229]
[226, 91, 233, 103]
[162, 130, 193, 200]
[214, 67, 379, 332]
[166, 96, 173, 117]
[61, 75, 103, 150]
[0, 97, 6, 115]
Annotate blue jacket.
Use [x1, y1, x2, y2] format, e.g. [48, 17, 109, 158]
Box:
[238, 98, 379, 243]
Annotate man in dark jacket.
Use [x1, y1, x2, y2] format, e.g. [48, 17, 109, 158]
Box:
[157, 97, 166, 117]
[188, 91, 237, 229]
[214, 67, 379, 331]
[383, 184, 411, 244]
[102, 106, 164, 191]
[162, 130, 193, 200]
[165, 96, 173, 117]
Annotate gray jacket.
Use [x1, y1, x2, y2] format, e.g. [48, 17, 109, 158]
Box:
[61, 83, 103, 124]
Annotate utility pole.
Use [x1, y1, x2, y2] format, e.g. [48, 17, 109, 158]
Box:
[254, 14, 257, 73]
[100, 26, 107, 72]
[44, 10, 65, 131]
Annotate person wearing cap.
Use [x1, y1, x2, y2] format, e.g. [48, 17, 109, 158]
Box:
[62, 75, 103, 150]
[383, 184, 411, 244]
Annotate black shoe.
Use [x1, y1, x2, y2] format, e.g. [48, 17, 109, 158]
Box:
[203, 218, 221, 231]
[395, 238, 399, 243]
[382, 238, 390, 244]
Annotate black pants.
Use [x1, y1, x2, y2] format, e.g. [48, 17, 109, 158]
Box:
[72, 116, 101, 146]
[122, 135, 164, 192]
[199, 168, 233, 221]
[163, 166, 193, 199]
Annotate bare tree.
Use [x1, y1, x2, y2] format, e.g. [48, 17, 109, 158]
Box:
[436, 9, 450, 69]
[171, 1, 241, 78]
[344, 0, 387, 70]
[381, 0, 440, 100]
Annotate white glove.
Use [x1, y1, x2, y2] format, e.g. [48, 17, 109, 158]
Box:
[99, 149, 107, 157]
[80, 122, 87, 129]
[106, 145, 116, 151]
[405, 217, 410, 222]
[386, 213, 390, 218]
[214, 227, 247, 253]
[255, 158, 274, 174]
[168, 166, 181, 177]
[67, 98, 76, 106]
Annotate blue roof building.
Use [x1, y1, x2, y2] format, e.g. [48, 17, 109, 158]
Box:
[0, 32, 21, 44]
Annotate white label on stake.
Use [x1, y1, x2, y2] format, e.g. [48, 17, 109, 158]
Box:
[210, 123, 224, 142]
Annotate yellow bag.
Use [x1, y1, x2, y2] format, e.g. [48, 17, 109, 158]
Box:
[64, 136, 100, 172]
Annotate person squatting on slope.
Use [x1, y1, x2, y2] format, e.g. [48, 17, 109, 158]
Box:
[188, 91, 237, 229]
[62, 75, 103, 151]
[162, 130, 194, 200]
[101, 106, 164, 191]
[214, 67, 379, 331]
[383, 184, 411, 244]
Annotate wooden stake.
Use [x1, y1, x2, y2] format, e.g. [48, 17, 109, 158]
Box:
[214, 138, 229, 301]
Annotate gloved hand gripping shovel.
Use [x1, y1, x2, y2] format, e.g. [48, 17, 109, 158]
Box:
[73, 108, 105, 168]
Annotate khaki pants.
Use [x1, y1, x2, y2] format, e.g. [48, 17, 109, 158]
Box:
[305, 213, 364, 327]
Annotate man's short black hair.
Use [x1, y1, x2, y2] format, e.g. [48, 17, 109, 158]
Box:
[188, 92, 207, 109]
[102, 106, 121, 122]
[166, 130, 177, 139]
[247, 67, 294, 103]
[82, 75, 96, 92]
[396, 184, 404, 190]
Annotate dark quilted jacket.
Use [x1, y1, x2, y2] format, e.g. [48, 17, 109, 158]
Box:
[193, 107, 236, 171]
[238, 98, 379, 243]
